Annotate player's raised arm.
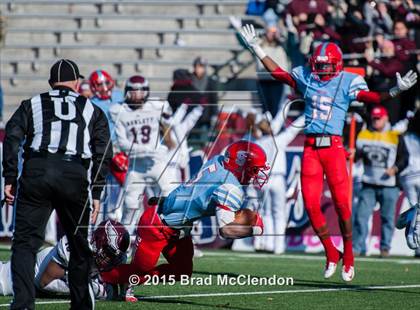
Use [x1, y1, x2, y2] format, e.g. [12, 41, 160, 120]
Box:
[356, 70, 417, 104]
[239, 24, 296, 89]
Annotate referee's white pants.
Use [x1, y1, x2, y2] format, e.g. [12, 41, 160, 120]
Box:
[255, 175, 288, 254]
[121, 156, 178, 235]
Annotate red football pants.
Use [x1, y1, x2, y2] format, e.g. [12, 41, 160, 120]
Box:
[101, 206, 194, 285]
[301, 136, 351, 230]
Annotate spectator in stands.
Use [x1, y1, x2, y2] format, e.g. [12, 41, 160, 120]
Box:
[392, 20, 416, 62]
[297, 13, 341, 44]
[365, 40, 405, 123]
[336, 5, 371, 54]
[392, 20, 418, 118]
[364, 0, 394, 36]
[167, 69, 199, 113]
[191, 57, 218, 129]
[256, 26, 289, 116]
[286, 0, 329, 17]
[353, 106, 408, 257]
[78, 79, 93, 99]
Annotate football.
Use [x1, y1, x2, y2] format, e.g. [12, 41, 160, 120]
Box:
[234, 209, 257, 226]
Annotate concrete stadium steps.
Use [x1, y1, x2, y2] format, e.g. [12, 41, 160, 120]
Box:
[0, 60, 218, 78]
[4, 1, 247, 15]
[1, 45, 241, 62]
[5, 30, 240, 46]
[0, 0, 259, 120]
[2, 14, 243, 30]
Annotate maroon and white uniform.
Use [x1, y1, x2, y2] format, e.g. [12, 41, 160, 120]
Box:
[110, 99, 177, 233]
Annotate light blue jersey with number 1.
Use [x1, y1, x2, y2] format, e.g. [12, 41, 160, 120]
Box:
[160, 155, 245, 228]
[291, 66, 369, 136]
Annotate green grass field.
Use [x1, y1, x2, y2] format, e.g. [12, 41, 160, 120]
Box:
[0, 248, 419, 309]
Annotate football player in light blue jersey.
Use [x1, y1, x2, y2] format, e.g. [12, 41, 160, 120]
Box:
[101, 141, 268, 287]
[89, 69, 124, 141]
[240, 23, 417, 282]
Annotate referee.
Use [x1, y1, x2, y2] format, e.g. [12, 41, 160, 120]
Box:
[2, 59, 112, 309]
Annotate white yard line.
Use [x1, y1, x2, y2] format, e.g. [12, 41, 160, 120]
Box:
[140, 284, 420, 299]
[203, 251, 420, 264]
[1, 283, 418, 306]
[0, 300, 70, 307]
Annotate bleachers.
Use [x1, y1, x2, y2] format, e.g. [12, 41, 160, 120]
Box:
[0, 0, 258, 120]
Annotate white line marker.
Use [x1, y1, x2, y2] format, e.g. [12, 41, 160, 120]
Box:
[139, 284, 420, 300]
[203, 252, 420, 264]
[0, 300, 70, 307]
[1, 284, 419, 306]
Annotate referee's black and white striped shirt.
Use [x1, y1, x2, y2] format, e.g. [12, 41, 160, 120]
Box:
[2, 86, 112, 199]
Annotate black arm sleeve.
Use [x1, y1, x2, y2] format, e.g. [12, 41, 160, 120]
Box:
[395, 136, 409, 173]
[2, 100, 30, 185]
[89, 108, 113, 200]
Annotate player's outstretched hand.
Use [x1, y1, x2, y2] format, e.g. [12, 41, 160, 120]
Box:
[240, 24, 259, 47]
[397, 70, 417, 91]
[239, 24, 266, 59]
[390, 70, 417, 97]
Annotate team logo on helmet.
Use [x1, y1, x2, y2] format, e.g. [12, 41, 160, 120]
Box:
[235, 151, 248, 167]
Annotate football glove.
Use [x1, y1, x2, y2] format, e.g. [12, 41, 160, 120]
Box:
[389, 70, 418, 97]
[239, 24, 266, 60]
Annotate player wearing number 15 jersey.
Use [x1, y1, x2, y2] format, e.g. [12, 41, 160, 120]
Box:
[110, 75, 177, 235]
[240, 24, 417, 282]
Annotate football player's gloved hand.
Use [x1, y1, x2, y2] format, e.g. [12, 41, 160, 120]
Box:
[252, 212, 264, 236]
[390, 70, 418, 97]
[240, 24, 266, 60]
[406, 206, 420, 250]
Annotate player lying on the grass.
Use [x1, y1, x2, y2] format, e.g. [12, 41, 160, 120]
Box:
[101, 140, 266, 291]
[239, 24, 417, 281]
[0, 220, 129, 300]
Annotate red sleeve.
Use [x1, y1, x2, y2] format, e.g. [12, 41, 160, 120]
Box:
[271, 67, 297, 89]
[356, 90, 381, 104]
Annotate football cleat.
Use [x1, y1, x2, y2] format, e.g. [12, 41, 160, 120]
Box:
[118, 284, 138, 302]
[324, 262, 338, 279]
[324, 251, 342, 279]
[342, 265, 355, 282]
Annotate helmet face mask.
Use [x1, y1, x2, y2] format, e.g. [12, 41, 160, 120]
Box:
[248, 166, 269, 189]
[124, 75, 150, 107]
[94, 245, 128, 272]
[310, 42, 343, 81]
[89, 70, 114, 100]
[91, 220, 130, 272]
[224, 141, 270, 189]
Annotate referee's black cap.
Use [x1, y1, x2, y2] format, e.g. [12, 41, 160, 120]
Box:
[49, 59, 84, 84]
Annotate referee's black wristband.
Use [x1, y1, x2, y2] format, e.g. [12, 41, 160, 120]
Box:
[4, 177, 17, 186]
[91, 189, 102, 201]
